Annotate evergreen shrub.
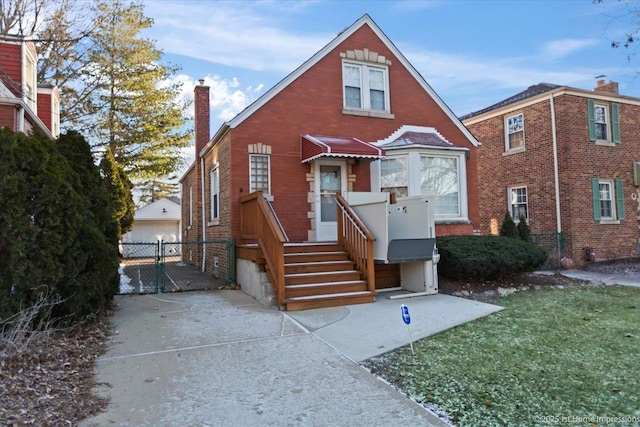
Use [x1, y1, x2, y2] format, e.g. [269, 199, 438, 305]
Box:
[437, 235, 548, 280]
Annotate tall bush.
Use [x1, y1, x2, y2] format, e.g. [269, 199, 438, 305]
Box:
[517, 215, 532, 243]
[499, 212, 518, 238]
[0, 129, 119, 322]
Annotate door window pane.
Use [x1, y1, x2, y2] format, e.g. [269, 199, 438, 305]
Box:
[320, 165, 341, 221]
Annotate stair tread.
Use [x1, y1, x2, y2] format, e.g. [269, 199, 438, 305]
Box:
[285, 251, 347, 256]
[285, 260, 353, 266]
[286, 291, 373, 301]
[286, 280, 366, 289]
[285, 270, 359, 278]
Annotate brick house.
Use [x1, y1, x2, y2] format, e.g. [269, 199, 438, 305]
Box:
[462, 79, 640, 265]
[0, 34, 60, 139]
[180, 15, 480, 309]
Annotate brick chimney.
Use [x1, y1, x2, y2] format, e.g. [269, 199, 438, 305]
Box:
[194, 79, 210, 157]
[594, 79, 619, 95]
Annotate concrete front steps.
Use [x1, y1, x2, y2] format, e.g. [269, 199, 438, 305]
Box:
[281, 242, 376, 311]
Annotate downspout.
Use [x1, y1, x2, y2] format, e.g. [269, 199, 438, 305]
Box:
[200, 156, 207, 272]
[549, 95, 562, 236]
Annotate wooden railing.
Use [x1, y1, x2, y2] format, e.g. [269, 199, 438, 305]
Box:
[239, 191, 287, 305]
[335, 193, 376, 292]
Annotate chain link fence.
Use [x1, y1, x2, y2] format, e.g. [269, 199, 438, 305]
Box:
[118, 240, 235, 295]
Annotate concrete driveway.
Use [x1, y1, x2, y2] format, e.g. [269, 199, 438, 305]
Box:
[80, 290, 500, 427]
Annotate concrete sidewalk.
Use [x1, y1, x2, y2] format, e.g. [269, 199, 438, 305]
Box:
[559, 270, 640, 287]
[80, 290, 501, 427]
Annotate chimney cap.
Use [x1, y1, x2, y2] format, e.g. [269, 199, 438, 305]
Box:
[198, 78, 205, 85]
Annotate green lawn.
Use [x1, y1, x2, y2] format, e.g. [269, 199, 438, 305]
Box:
[364, 285, 640, 427]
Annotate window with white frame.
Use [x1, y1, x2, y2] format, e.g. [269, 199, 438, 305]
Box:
[250, 154, 270, 194]
[599, 181, 613, 219]
[189, 185, 193, 227]
[210, 167, 219, 222]
[594, 104, 608, 141]
[509, 186, 528, 221]
[420, 155, 459, 216]
[380, 157, 408, 197]
[505, 113, 524, 150]
[588, 99, 620, 144]
[343, 62, 389, 112]
[24, 53, 37, 110]
[592, 178, 624, 222]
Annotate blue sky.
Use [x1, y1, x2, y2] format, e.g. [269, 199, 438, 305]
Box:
[140, 0, 640, 160]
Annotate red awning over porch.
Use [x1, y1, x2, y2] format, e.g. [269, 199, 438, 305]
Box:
[300, 134, 385, 163]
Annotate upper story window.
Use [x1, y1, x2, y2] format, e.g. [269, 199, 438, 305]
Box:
[250, 154, 270, 194]
[588, 99, 620, 144]
[591, 178, 624, 223]
[52, 97, 60, 138]
[24, 52, 37, 110]
[343, 61, 389, 113]
[505, 113, 524, 151]
[509, 186, 528, 221]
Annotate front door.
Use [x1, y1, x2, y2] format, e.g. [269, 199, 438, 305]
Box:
[315, 160, 347, 241]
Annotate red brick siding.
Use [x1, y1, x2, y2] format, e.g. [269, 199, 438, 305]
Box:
[0, 42, 22, 97]
[37, 92, 52, 131]
[224, 24, 479, 241]
[468, 92, 640, 265]
[0, 105, 16, 129]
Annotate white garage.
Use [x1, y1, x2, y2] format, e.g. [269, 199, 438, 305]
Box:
[121, 197, 181, 257]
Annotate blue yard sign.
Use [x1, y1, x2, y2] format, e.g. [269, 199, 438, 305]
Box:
[400, 304, 415, 356]
[401, 304, 411, 324]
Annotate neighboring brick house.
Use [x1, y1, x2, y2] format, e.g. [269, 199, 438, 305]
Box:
[0, 34, 60, 139]
[180, 15, 480, 308]
[462, 79, 640, 265]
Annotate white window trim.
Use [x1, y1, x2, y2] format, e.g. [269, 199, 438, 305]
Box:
[209, 166, 220, 225]
[372, 149, 469, 222]
[504, 113, 525, 153]
[598, 179, 616, 222]
[188, 185, 193, 228]
[342, 60, 391, 114]
[594, 103, 610, 144]
[508, 186, 528, 222]
[249, 154, 272, 200]
[23, 49, 37, 111]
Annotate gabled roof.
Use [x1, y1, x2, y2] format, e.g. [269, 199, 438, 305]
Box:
[374, 125, 469, 152]
[135, 197, 181, 221]
[201, 14, 479, 156]
[460, 83, 561, 120]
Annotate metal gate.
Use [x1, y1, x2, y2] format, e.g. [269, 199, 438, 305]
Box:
[118, 240, 235, 295]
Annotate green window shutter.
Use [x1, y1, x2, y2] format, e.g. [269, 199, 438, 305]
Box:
[587, 99, 596, 141]
[615, 178, 624, 220]
[611, 103, 620, 143]
[592, 178, 601, 221]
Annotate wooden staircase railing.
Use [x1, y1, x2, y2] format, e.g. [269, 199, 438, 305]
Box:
[239, 191, 287, 305]
[335, 193, 376, 293]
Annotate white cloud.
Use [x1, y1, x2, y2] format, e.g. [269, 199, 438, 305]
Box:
[144, 1, 330, 72]
[543, 38, 600, 58]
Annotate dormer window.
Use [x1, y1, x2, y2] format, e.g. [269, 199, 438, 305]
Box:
[343, 61, 389, 113]
[24, 51, 37, 110]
